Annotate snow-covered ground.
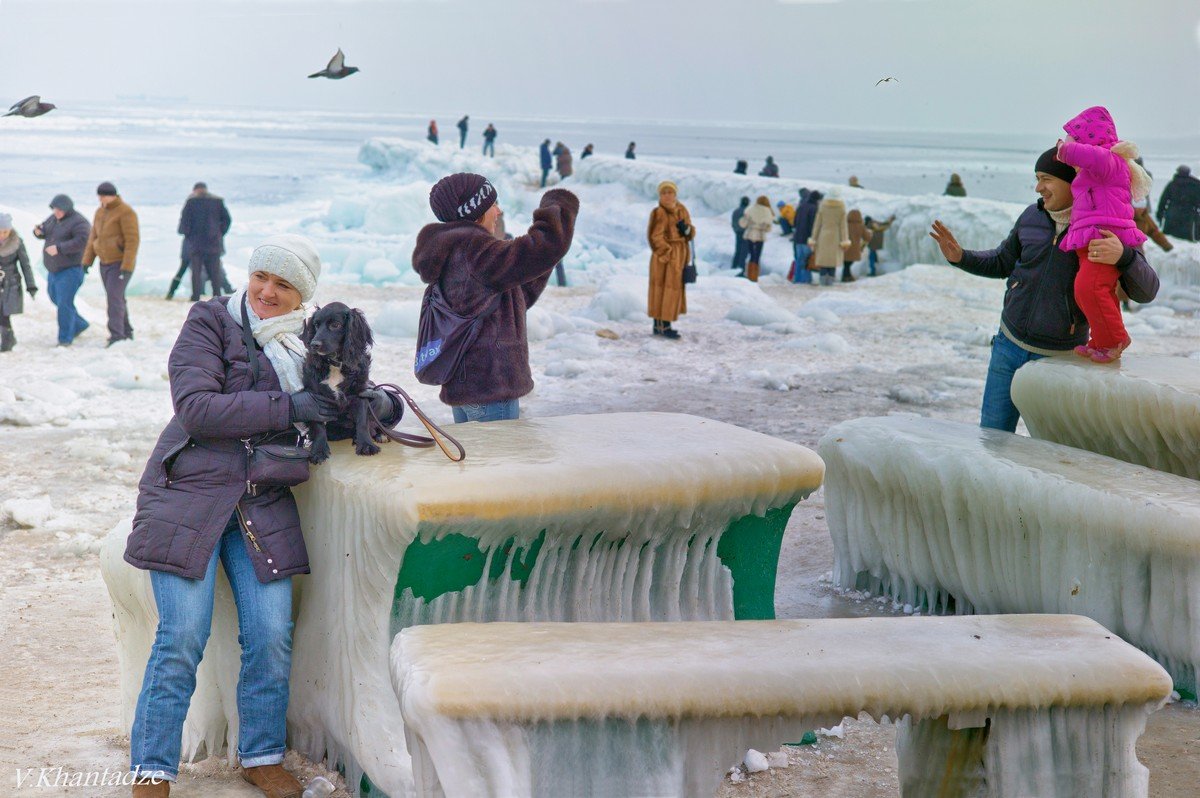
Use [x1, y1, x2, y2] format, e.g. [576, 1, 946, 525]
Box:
[2, 111, 1198, 796]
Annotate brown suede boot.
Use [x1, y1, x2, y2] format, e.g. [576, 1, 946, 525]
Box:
[241, 764, 303, 798]
[131, 776, 169, 797]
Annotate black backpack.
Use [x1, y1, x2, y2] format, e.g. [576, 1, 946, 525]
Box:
[413, 282, 501, 386]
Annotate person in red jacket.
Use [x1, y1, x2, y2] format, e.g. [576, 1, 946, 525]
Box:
[412, 173, 579, 422]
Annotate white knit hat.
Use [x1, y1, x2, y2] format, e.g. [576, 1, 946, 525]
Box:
[247, 234, 321, 302]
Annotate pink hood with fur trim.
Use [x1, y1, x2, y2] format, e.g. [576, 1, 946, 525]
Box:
[1057, 106, 1148, 252]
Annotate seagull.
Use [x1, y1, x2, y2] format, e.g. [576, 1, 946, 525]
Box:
[308, 49, 360, 80]
[4, 95, 56, 118]
[875, 77, 900, 86]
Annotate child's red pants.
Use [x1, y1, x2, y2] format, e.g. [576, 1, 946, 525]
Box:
[1074, 248, 1128, 349]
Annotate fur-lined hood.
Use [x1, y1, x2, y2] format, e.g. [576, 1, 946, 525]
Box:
[0, 232, 22, 258]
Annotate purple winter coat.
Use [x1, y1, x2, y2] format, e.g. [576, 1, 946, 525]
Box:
[126, 297, 399, 583]
[412, 189, 579, 406]
[1057, 106, 1147, 252]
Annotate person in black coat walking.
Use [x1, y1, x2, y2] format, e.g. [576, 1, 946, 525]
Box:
[791, 190, 820, 284]
[0, 214, 37, 352]
[1156, 165, 1200, 241]
[178, 182, 233, 301]
[33, 194, 91, 345]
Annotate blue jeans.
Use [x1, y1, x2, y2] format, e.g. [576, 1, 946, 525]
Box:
[483, 140, 495, 157]
[792, 243, 813, 283]
[981, 330, 1046, 433]
[452, 399, 520, 424]
[46, 267, 88, 344]
[130, 517, 293, 781]
[867, 249, 879, 276]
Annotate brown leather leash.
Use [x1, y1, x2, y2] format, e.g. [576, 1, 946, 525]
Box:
[364, 382, 466, 462]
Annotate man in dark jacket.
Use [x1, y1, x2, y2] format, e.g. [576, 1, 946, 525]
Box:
[759, 156, 779, 178]
[178, 182, 233, 301]
[33, 194, 91, 345]
[539, 139, 553, 188]
[412, 173, 578, 422]
[730, 197, 750, 274]
[457, 115, 469, 149]
[791, 190, 820, 284]
[1156, 165, 1200, 241]
[930, 146, 1160, 432]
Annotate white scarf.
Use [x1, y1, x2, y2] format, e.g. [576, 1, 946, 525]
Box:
[226, 289, 307, 393]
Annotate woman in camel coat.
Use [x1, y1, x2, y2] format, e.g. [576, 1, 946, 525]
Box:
[842, 208, 873, 282]
[647, 181, 693, 339]
[808, 188, 850, 287]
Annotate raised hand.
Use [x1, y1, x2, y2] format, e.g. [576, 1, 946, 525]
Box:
[929, 219, 963, 264]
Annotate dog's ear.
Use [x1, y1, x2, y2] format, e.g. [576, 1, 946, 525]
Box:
[300, 314, 313, 346]
[340, 308, 373, 364]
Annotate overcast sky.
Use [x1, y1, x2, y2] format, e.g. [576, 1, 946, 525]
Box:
[2, 0, 1198, 138]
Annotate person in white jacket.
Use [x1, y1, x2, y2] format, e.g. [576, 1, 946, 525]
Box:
[738, 195, 775, 282]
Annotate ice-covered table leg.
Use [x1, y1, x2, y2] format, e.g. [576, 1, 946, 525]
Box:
[820, 415, 1200, 698]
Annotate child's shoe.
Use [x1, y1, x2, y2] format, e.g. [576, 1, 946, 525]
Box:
[1074, 343, 1096, 358]
[1089, 338, 1131, 364]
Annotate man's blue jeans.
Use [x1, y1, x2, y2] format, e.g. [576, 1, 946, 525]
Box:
[731, 235, 748, 272]
[792, 243, 813, 283]
[452, 399, 520, 424]
[867, 248, 879, 276]
[130, 517, 293, 781]
[46, 266, 88, 344]
[981, 330, 1046, 433]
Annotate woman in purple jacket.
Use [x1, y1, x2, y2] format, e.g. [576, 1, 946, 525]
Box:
[124, 235, 398, 798]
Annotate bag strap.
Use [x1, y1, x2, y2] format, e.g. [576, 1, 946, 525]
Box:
[365, 382, 466, 462]
[240, 294, 260, 387]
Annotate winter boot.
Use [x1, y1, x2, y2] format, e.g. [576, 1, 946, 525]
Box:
[841, 264, 856, 283]
[652, 320, 664, 336]
[0, 326, 15, 352]
[241, 764, 303, 798]
[661, 321, 681, 340]
[746, 261, 760, 282]
[131, 776, 169, 797]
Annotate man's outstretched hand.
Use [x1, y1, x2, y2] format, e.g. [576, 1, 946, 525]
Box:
[930, 219, 963, 264]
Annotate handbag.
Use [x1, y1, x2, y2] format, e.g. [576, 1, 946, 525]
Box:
[240, 294, 311, 494]
[682, 241, 697, 285]
[414, 281, 501, 386]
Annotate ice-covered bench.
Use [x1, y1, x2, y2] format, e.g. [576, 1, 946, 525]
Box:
[392, 615, 1171, 798]
[1011, 355, 1200, 479]
[820, 414, 1200, 698]
[101, 412, 823, 796]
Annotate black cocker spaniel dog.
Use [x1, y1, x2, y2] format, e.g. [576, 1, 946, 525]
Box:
[301, 302, 379, 463]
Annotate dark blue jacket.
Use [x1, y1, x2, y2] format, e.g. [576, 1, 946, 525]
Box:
[956, 200, 1159, 351]
[731, 205, 747, 236]
[792, 198, 819, 243]
[539, 142, 552, 170]
[1156, 173, 1200, 241]
[35, 208, 91, 273]
[179, 193, 232, 256]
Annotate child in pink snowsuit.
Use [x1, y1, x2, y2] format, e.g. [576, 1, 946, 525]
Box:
[1057, 106, 1149, 363]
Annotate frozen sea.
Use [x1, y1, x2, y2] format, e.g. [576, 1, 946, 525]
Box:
[2, 103, 1199, 797]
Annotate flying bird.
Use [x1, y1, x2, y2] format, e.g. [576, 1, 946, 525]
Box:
[4, 95, 57, 118]
[308, 49, 360, 80]
[875, 77, 900, 86]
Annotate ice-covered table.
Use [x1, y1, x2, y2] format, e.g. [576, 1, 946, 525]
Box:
[103, 412, 823, 797]
[1012, 355, 1200, 479]
[393, 615, 1171, 798]
[820, 415, 1200, 699]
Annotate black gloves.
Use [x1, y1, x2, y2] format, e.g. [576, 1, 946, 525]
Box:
[675, 219, 691, 238]
[289, 390, 340, 423]
[119, 270, 132, 282]
[361, 387, 398, 420]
